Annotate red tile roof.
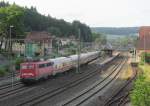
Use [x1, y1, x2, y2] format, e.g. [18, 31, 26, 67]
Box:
[25, 31, 52, 42]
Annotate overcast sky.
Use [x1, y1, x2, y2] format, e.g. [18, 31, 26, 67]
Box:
[5, 0, 150, 27]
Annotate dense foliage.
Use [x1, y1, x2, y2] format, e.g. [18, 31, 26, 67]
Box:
[0, 1, 92, 42]
[92, 32, 107, 45]
[140, 52, 150, 63]
[0, 4, 25, 38]
[0, 64, 9, 76]
[130, 63, 150, 106]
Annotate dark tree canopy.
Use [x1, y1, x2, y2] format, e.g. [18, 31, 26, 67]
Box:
[0, 1, 92, 42]
[0, 1, 9, 7]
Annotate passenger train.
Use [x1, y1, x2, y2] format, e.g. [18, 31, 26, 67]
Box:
[20, 51, 100, 84]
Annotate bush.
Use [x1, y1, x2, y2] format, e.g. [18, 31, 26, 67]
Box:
[130, 64, 150, 106]
[15, 58, 24, 70]
[0, 66, 8, 76]
[141, 52, 150, 63]
[35, 52, 40, 56]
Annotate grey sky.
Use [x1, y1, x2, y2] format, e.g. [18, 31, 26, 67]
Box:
[5, 0, 150, 27]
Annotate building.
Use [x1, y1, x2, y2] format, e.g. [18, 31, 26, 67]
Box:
[136, 26, 150, 62]
[137, 26, 150, 53]
[25, 31, 53, 57]
[102, 43, 113, 57]
[59, 36, 77, 46]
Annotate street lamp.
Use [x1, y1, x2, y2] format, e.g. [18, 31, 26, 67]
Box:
[9, 25, 14, 88]
[9, 25, 14, 52]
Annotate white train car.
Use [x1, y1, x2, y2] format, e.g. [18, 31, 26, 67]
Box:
[49, 51, 100, 75]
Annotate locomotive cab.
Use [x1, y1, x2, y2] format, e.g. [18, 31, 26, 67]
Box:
[20, 63, 37, 83]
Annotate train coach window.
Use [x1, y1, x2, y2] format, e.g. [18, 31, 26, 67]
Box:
[39, 64, 45, 68]
[47, 62, 53, 67]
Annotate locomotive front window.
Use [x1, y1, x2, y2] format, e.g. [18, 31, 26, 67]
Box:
[28, 65, 34, 69]
[21, 64, 34, 69]
[21, 65, 27, 69]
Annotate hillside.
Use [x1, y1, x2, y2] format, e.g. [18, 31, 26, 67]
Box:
[0, 1, 92, 42]
[91, 27, 139, 35]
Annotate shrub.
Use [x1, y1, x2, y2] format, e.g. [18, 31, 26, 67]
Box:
[15, 58, 24, 70]
[130, 64, 150, 106]
[141, 52, 150, 63]
[35, 52, 40, 56]
[0, 66, 7, 76]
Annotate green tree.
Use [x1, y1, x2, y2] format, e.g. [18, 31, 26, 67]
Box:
[92, 33, 107, 45]
[0, 4, 24, 51]
[0, 1, 9, 7]
[0, 4, 24, 37]
[47, 27, 61, 36]
[0, 1, 93, 43]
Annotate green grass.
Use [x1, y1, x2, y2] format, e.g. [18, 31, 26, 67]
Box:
[0, 65, 9, 76]
[130, 64, 150, 106]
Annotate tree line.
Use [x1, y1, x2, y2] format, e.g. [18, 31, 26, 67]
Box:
[0, 1, 92, 51]
[91, 27, 139, 35]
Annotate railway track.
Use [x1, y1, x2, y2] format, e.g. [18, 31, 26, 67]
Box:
[17, 56, 121, 106]
[62, 57, 126, 106]
[103, 63, 137, 106]
[0, 86, 27, 100]
[0, 81, 22, 90]
[0, 71, 19, 80]
[0, 81, 33, 100]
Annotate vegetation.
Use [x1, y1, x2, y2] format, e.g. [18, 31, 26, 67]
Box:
[140, 52, 150, 64]
[0, 2, 25, 52]
[130, 53, 150, 106]
[0, 55, 24, 76]
[0, 1, 92, 52]
[0, 65, 9, 76]
[92, 32, 107, 45]
[91, 27, 139, 35]
[15, 57, 24, 70]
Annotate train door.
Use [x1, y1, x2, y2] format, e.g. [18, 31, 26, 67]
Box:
[35, 64, 39, 80]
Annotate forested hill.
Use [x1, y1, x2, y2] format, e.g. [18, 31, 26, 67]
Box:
[91, 27, 139, 35]
[0, 1, 92, 42]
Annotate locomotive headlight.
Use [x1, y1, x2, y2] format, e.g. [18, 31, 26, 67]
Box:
[22, 73, 34, 76]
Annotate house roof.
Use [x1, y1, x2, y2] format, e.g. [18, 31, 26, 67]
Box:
[25, 31, 52, 42]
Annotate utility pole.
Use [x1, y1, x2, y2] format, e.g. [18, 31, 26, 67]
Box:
[76, 29, 81, 73]
[9, 25, 14, 88]
[57, 40, 60, 55]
